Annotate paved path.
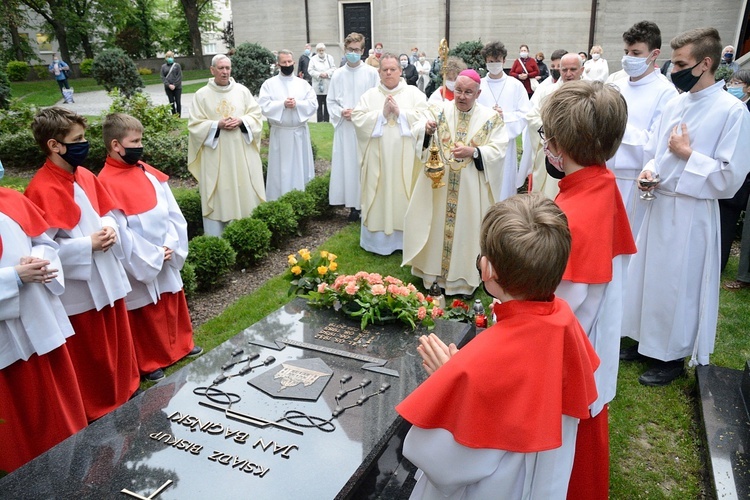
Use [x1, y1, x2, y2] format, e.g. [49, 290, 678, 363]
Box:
[56, 79, 206, 118]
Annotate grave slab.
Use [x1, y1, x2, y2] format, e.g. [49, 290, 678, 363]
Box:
[0, 298, 471, 499]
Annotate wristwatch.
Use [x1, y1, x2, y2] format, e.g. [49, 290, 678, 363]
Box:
[472, 147, 479, 159]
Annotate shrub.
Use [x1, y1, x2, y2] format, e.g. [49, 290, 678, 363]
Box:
[106, 88, 179, 135]
[0, 100, 36, 135]
[231, 43, 275, 96]
[0, 70, 12, 110]
[91, 48, 144, 97]
[715, 65, 733, 83]
[305, 171, 333, 217]
[251, 200, 297, 248]
[186, 235, 236, 290]
[0, 130, 45, 169]
[311, 141, 318, 161]
[277, 189, 319, 225]
[32, 65, 48, 80]
[6, 61, 29, 82]
[180, 262, 198, 301]
[79, 58, 94, 77]
[142, 132, 189, 178]
[138, 67, 153, 75]
[451, 40, 486, 74]
[80, 118, 106, 173]
[173, 188, 203, 239]
[222, 217, 272, 268]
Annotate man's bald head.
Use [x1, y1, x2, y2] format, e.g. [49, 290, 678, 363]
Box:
[560, 53, 583, 82]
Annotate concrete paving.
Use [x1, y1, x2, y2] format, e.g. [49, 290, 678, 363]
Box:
[54, 79, 207, 118]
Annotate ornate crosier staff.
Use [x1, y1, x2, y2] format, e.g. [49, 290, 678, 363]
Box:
[424, 39, 449, 189]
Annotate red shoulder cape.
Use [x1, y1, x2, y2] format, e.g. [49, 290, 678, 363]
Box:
[0, 187, 50, 259]
[396, 297, 599, 453]
[98, 158, 169, 216]
[24, 160, 116, 230]
[555, 166, 636, 284]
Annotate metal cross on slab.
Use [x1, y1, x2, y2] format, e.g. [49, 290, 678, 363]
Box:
[247, 338, 400, 378]
[120, 480, 173, 499]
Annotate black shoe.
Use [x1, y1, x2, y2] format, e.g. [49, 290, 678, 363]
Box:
[638, 360, 685, 386]
[620, 343, 648, 362]
[144, 369, 165, 382]
[187, 345, 203, 357]
[348, 208, 361, 222]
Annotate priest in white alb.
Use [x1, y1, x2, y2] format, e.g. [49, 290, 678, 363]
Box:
[403, 69, 508, 296]
[352, 53, 430, 255]
[259, 49, 318, 201]
[188, 54, 265, 236]
[327, 32, 378, 221]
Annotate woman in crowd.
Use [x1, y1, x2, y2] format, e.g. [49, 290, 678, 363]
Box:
[510, 44, 539, 97]
[399, 53, 418, 86]
[415, 51, 431, 93]
[535, 51, 549, 83]
[583, 45, 609, 82]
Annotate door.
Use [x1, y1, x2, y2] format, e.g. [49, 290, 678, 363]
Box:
[343, 3, 372, 59]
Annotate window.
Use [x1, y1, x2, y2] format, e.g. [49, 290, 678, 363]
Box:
[36, 33, 52, 52]
[203, 43, 217, 54]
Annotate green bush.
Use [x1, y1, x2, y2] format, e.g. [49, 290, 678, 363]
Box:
[222, 217, 272, 268]
[451, 40, 486, 74]
[180, 262, 198, 301]
[6, 61, 29, 82]
[0, 100, 36, 134]
[138, 67, 153, 75]
[251, 200, 297, 248]
[32, 65, 48, 80]
[231, 43, 275, 96]
[305, 171, 333, 217]
[81, 119, 106, 173]
[106, 88, 179, 135]
[277, 189, 319, 225]
[79, 58, 94, 77]
[142, 133, 189, 178]
[311, 141, 318, 161]
[0, 130, 45, 169]
[186, 235, 236, 290]
[0, 70, 12, 110]
[173, 188, 203, 239]
[91, 48, 144, 97]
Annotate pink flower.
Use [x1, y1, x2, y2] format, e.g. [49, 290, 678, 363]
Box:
[417, 306, 427, 320]
[416, 292, 425, 302]
[384, 276, 403, 286]
[387, 284, 399, 295]
[333, 275, 348, 290]
[317, 283, 328, 293]
[431, 307, 444, 319]
[355, 271, 370, 280]
[395, 286, 410, 297]
[371, 284, 387, 296]
[344, 283, 359, 295]
[406, 283, 417, 293]
[366, 273, 384, 285]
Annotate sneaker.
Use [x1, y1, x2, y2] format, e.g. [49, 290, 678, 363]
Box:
[187, 345, 203, 357]
[144, 369, 165, 382]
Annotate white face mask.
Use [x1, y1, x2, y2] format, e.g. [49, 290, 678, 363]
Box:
[445, 80, 456, 91]
[621, 52, 653, 77]
[519, 51, 529, 59]
[400, 60, 408, 68]
[486, 62, 504, 76]
[592, 53, 601, 61]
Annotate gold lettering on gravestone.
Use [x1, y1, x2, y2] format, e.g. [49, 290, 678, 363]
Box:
[274, 364, 327, 392]
[316, 323, 377, 346]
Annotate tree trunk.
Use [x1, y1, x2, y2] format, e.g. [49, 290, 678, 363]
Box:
[51, 19, 72, 65]
[80, 32, 93, 59]
[179, 0, 205, 69]
[8, 18, 26, 61]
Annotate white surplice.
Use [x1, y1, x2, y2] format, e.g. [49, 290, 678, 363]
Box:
[623, 81, 750, 365]
[259, 73, 318, 201]
[327, 63, 379, 209]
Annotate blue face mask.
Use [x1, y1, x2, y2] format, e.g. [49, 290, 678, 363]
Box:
[167, 57, 174, 64]
[304, 49, 311, 57]
[60, 141, 90, 167]
[727, 86, 745, 99]
[345, 52, 361, 64]
[0, 159, 4, 181]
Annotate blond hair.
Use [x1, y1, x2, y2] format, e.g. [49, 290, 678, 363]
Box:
[31, 107, 87, 155]
[671, 27, 722, 72]
[443, 56, 467, 79]
[481, 193, 571, 301]
[344, 32, 364, 47]
[541, 80, 626, 166]
[102, 113, 144, 152]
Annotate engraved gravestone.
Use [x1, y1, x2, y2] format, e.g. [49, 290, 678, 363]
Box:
[0, 298, 471, 499]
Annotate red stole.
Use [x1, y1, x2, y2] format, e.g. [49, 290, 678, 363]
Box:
[555, 166, 636, 284]
[396, 297, 599, 452]
[0, 187, 50, 259]
[24, 160, 116, 230]
[98, 157, 169, 216]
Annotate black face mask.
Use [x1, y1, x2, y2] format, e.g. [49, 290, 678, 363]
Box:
[279, 64, 295, 76]
[671, 62, 704, 93]
[121, 147, 144, 165]
[545, 157, 566, 179]
[60, 141, 90, 167]
[551, 69, 560, 81]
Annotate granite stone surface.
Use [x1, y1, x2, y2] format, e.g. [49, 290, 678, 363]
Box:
[0, 299, 471, 499]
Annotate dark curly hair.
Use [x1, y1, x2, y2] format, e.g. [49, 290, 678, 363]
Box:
[622, 21, 662, 51]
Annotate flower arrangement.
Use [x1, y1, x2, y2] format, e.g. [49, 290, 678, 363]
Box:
[441, 299, 475, 323]
[305, 272, 444, 330]
[286, 249, 338, 295]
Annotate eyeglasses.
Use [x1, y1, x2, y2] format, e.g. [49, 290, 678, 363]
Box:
[538, 126, 546, 142]
[453, 89, 476, 98]
[346, 48, 363, 54]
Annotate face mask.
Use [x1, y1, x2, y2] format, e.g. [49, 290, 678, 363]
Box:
[671, 62, 704, 93]
[121, 146, 144, 165]
[519, 51, 529, 59]
[303, 49, 310, 56]
[486, 62, 504, 76]
[591, 53, 601, 61]
[621, 53, 652, 77]
[346, 52, 361, 64]
[400, 60, 408, 68]
[318, 52, 325, 59]
[445, 80, 456, 91]
[166, 57, 174, 64]
[53, 59, 59, 63]
[724, 53, 734, 62]
[542, 140, 565, 178]
[0, 159, 4, 180]
[412, 51, 417, 56]
[551, 68, 560, 80]
[279, 64, 294, 76]
[419, 56, 426, 63]
[375, 48, 383, 54]
[727, 86, 745, 99]
[60, 141, 90, 167]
